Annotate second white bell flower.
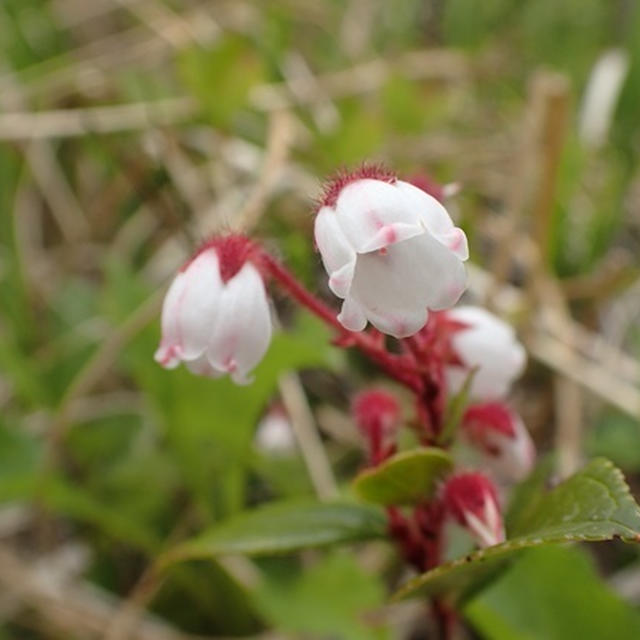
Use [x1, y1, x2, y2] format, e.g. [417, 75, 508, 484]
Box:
[444, 306, 526, 399]
[314, 173, 468, 339]
[154, 237, 272, 385]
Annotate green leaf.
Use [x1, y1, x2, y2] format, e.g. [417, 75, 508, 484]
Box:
[162, 501, 386, 565]
[0, 472, 159, 553]
[393, 458, 640, 602]
[587, 410, 640, 472]
[505, 454, 555, 533]
[0, 420, 42, 482]
[253, 551, 388, 640]
[465, 545, 640, 640]
[353, 448, 454, 506]
[177, 35, 265, 128]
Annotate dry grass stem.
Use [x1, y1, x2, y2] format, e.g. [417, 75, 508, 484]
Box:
[250, 49, 469, 111]
[230, 110, 295, 233]
[278, 373, 339, 501]
[0, 545, 215, 640]
[0, 98, 197, 141]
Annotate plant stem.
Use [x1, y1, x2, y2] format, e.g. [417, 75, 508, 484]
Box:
[432, 599, 456, 640]
[404, 335, 444, 442]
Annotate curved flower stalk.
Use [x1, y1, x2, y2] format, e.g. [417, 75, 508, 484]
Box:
[441, 306, 526, 399]
[155, 235, 272, 384]
[314, 167, 469, 338]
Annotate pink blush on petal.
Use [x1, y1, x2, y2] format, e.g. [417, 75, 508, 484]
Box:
[383, 226, 397, 244]
[448, 229, 464, 252]
[223, 356, 237, 373]
[155, 344, 182, 367]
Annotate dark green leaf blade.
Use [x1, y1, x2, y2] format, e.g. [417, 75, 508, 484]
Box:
[353, 448, 454, 506]
[393, 458, 640, 602]
[465, 546, 640, 640]
[163, 501, 386, 565]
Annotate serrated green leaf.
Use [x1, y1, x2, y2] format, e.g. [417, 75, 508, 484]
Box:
[353, 448, 453, 506]
[393, 458, 640, 602]
[162, 501, 386, 566]
[505, 454, 555, 533]
[465, 546, 640, 640]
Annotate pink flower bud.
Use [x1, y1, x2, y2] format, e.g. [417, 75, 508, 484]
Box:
[443, 472, 505, 548]
[462, 403, 536, 482]
[314, 165, 468, 339]
[442, 306, 526, 399]
[352, 388, 401, 463]
[154, 235, 272, 384]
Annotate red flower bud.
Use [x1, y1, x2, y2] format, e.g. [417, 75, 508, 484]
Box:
[443, 472, 505, 548]
[462, 403, 536, 482]
[352, 389, 401, 464]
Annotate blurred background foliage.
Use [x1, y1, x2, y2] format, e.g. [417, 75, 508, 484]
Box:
[1, 0, 640, 638]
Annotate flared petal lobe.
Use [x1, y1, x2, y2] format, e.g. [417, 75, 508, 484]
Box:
[345, 233, 466, 338]
[395, 181, 469, 260]
[154, 249, 222, 367]
[314, 206, 357, 298]
[206, 263, 272, 384]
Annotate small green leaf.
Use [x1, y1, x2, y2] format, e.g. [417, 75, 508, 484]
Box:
[393, 458, 640, 602]
[353, 448, 453, 506]
[162, 501, 386, 565]
[587, 410, 640, 472]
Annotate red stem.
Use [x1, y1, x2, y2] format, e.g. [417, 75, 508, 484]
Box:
[404, 336, 445, 442]
[432, 600, 456, 640]
[262, 252, 422, 392]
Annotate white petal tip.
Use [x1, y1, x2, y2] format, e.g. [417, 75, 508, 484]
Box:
[328, 276, 347, 297]
[231, 370, 253, 385]
[337, 311, 367, 333]
[154, 344, 182, 369]
[439, 227, 469, 261]
[328, 260, 355, 298]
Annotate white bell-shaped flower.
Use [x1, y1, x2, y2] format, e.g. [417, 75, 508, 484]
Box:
[314, 173, 468, 339]
[154, 238, 272, 384]
[444, 306, 526, 399]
